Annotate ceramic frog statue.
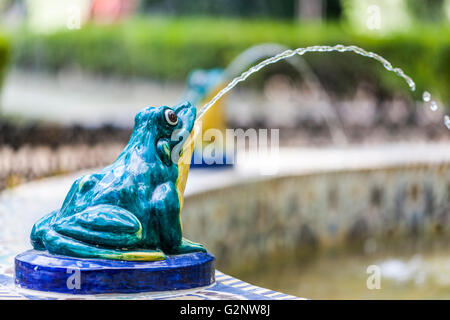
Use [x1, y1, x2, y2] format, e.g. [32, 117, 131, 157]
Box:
[30, 102, 206, 261]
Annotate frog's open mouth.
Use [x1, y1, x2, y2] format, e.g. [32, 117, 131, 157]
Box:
[174, 101, 197, 141]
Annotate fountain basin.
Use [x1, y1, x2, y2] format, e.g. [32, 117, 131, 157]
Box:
[1, 143, 449, 299]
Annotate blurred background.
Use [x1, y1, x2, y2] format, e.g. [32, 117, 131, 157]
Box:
[0, 0, 449, 299]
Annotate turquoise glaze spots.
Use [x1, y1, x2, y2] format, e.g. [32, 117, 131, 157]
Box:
[30, 102, 206, 261]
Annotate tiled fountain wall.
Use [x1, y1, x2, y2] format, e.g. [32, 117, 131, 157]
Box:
[182, 163, 449, 270]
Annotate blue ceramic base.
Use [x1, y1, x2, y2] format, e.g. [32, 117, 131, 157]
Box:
[15, 250, 215, 295]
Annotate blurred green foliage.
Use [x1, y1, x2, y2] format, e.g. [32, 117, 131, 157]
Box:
[0, 31, 9, 90]
[406, 0, 446, 22]
[11, 17, 450, 104]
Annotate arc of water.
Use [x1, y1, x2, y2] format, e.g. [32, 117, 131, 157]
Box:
[197, 45, 416, 120]
[224, 43, 348, 144]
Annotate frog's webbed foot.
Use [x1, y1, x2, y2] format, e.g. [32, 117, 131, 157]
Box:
[167, 238, 207, 255]
[38, 204, 166, 261]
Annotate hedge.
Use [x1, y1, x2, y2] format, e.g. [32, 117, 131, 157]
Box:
[11, 17, 450, 104]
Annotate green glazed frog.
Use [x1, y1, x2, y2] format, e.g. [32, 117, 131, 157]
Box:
[30, 102, 206, 261]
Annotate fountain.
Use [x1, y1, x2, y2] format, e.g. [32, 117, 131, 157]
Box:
[1, 44, 449, 299]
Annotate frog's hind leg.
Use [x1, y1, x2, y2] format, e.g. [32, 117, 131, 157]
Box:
[41, 204, 166, 261]
[43, 228, 166, 261]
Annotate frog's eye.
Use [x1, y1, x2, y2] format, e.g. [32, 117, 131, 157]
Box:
[164, 109, 178, 126]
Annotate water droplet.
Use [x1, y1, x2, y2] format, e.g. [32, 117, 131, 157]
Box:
[430, 101, 438, 112]
[445, 115, 450, 130]
[422, 91, 431, 102]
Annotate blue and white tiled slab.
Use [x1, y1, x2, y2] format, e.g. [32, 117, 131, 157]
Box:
[0, 268, 303, 300]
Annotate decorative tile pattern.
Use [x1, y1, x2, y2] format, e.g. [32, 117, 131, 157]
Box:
[0, 270, 305, 300]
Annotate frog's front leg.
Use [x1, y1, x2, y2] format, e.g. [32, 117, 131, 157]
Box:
[151, 182, 206, 255]
[175, 237, 207, 255]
